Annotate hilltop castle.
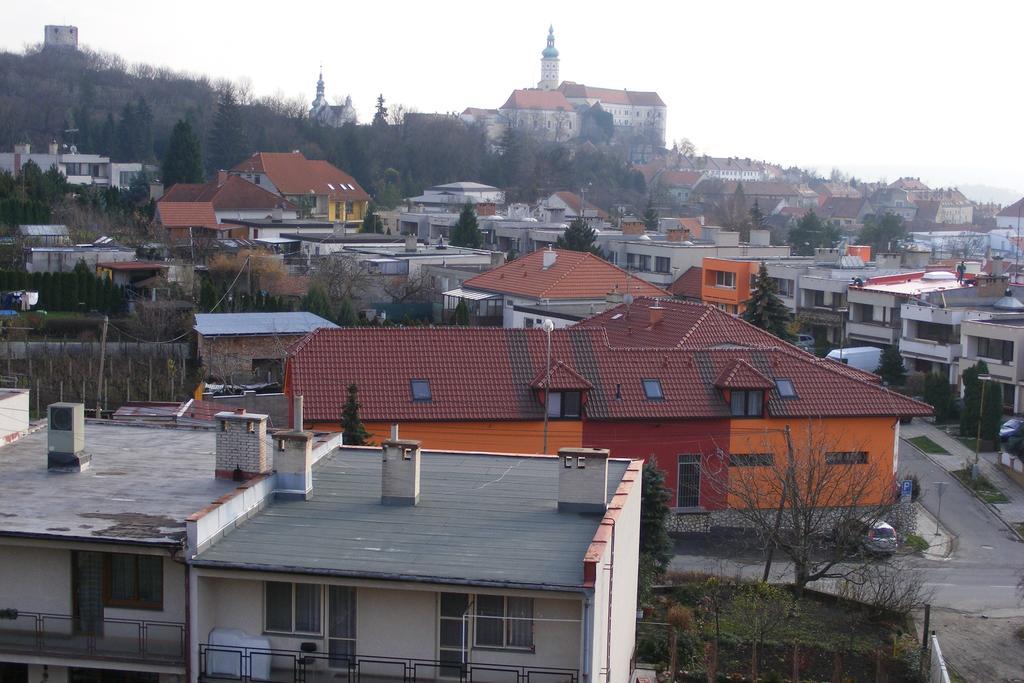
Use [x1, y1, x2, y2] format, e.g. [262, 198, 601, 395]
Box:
[462, 27, 666, 148]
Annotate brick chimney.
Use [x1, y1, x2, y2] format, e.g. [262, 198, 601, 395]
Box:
[621, 218, 645, 236]
[215, 409, 269, 480]
[648, 304, 664, 326]
[557, 447, 609, 513]
[274, 430, 314, 500]
[217, 170, 228, 186]
[381, 438, 422, 506]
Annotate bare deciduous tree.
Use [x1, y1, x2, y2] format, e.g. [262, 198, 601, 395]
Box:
[310, 254, 373, 306]
[838, 563, 933, 619]
[705, 421, 897, 595]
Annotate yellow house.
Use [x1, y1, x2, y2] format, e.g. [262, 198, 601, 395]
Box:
[231, 151, 370, 228]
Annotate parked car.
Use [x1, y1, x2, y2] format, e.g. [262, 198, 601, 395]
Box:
[795, 333, 815, 351]
[863, 521, 898, 555]
[999, 417, 1024, 443]
[829, 519, 898, 555]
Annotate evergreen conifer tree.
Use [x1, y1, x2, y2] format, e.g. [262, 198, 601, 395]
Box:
[453, 298, 470, 326]
[162, 120, 204, 187]
[372, 94, 388, 127]
[341, 383, 371, 446]
[923, 373, 953, 423]
[555, 217, 601, 255]
[741, 262, 793, 341]
[207, 87, 247, 173]
[642, 202, 659, 232]
[199, 278, 218, 312]
[960, 361, 988, 437]
[638, 461, 673, 601]
[336, 296, 359, 327]
[874, 345, 907, 386]
[301, 284, 332, 320]
[981, 381, 1003, 443]
[450, 202, 483, 248]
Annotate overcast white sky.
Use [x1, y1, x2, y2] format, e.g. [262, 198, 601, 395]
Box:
[3, 0, 1022, 197]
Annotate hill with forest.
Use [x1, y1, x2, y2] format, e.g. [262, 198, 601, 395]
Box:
[0, 44, 647, 210]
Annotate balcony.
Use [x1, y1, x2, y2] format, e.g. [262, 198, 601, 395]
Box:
[199, 644, 579, 683]
[846, 321, 897, 345]
[0, 610, 185, 665]
[900, 338, 961, 364]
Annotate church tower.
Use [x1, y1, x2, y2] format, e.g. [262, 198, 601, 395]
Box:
[538, 25, 560, 90]
[312, 68, 327, 111]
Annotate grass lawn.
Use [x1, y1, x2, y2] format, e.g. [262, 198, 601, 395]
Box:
[956, 436, 980, 452]
[908, 435, 949, 455]
[951, 469, 1011, 504]
[904, 533, 930, 553]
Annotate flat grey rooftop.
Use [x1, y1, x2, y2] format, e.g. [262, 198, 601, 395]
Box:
[0, 423, 237, 545]
[194, 312, 337, 337]
[195, 450, 629, 590]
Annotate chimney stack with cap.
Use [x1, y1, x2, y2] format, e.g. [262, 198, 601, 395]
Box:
[274, 430, 314, 499]
[557, 447, 609, 513]
[215, 408, 270, 480]
[381, 438, 422, 505]
[648, 304, 664, 326]
[542, 247, 558, 269]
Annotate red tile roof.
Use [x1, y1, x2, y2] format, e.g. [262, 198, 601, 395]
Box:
[286, 326, 931, 424]
[715, 359, 775, 389]
[462, 249, 669, 301]
[551, 191, 608, 219]
[500, 89, 575, 112]
[531, 362, 594, 390]
[669, 267, 702, 299]
[997, 198, 1024, 218]
[558, 82, 666, 107]
[163, 175, 298, 211]
[97, 261, 168, 272]
[156, 201, 219, 230]
[658, 170, 704, 188]
[231, 152, 369, 202]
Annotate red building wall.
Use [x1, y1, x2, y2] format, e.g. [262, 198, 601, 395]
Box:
[582, 419, 731, 510]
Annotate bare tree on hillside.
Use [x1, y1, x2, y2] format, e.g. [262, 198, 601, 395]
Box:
[704, 421, 898, 595]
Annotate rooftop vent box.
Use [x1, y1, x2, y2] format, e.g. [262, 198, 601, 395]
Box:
[48, 402, 88, 472]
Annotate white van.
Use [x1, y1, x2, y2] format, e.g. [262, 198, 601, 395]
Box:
[826, 346, 882, 373]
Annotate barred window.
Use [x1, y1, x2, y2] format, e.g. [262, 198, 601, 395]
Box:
[825, 451, 868, 465]
[729, 453, 774, 467]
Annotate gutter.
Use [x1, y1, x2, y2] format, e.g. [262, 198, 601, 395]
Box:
[188, 560, 591, 595]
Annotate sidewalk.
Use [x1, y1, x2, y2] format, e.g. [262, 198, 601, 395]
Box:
[901, 420, 1024, 535]
[913, 501, 953, 560]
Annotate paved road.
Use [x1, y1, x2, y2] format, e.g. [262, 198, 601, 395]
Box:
[898, 442, 1024, 612]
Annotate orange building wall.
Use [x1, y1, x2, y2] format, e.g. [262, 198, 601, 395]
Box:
[846, 245, 871, 261]
[700, 258, 757, 314]
[723, 416, 898, 508]
[305, 419, 583, 455]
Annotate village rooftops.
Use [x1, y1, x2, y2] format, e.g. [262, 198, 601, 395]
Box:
[194, 312, 337, 338]
[461, 248, 668, 300]
[0, 422, 237, 546]
[231, 151, 369, 201]
[193, 447, 635, 590]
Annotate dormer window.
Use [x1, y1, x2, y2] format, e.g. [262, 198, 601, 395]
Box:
[410, 379, 432, 402]
[730, 390, 763, 417]
[642, 379, 664, 401]
[546, 391, 582, 418]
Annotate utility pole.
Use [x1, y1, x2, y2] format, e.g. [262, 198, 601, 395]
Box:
[94, 315, 108, 419]
[762, 425, 794, 582]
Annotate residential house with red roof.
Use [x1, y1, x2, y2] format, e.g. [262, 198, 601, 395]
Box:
[542, 191, 608, 224]
[285, 298, 930, 523]
[155, 201, 245, 243]
[161, 173, 299, 223]
[444, 248, 668, 327]
[230, 151, 370, 228]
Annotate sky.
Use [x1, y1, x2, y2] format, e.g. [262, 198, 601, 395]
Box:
[3, 0, 1023, 198]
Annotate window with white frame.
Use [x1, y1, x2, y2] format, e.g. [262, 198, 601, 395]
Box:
[714, 270, 736, 288]
[265, 581, 322, 635]
[475, 595, 534, 649]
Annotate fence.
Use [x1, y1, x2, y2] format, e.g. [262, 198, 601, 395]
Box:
[0, 340, 191, 359]
[929, 634, 951, 683]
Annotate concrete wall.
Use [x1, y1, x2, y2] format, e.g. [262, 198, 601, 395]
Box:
[194, 572, 583, 678]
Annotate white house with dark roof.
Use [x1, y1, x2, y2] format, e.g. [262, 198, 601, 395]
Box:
[188, 418, 641, 683]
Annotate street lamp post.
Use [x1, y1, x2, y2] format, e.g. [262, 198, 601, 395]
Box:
[542, 318, 554, 454]
[974, 373, 992, 478]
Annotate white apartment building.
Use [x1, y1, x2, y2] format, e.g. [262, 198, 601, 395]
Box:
[0, 143, 146, 189]
[0, 405, 642, 683]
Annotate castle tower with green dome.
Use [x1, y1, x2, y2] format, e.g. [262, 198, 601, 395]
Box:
[538, 25, 560, 90]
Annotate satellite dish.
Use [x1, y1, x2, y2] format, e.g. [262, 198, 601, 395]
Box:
[624, 294, 635, 305]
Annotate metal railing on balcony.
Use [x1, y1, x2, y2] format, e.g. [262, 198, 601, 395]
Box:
[0, 610, 185, 664]
[199, 644, 579, 683]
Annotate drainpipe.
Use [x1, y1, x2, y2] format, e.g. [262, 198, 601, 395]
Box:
[605, 525, 615, 683]
[581, 593, 593, 683]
